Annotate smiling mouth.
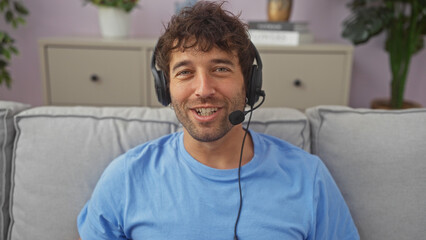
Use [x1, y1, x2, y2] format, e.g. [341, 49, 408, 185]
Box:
[195, 108, 218, 116]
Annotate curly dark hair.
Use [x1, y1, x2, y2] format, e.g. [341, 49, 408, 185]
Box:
[155, 1, 255, 87]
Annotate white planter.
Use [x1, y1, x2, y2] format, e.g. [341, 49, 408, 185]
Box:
[98, 6, 130, 38]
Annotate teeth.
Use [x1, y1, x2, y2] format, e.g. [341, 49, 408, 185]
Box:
[195, 108, 218, 116]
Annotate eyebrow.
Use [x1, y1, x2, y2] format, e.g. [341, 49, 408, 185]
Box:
[210, 58, 235, 67]
[171, 60, 191, 73]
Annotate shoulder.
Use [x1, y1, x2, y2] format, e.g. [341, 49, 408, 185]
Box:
[251, 131, 322, 179]
[107, 132, 181, 174]
[78, 132, 183, 238]
[96, 132, 181, 187]
[83, 132, 182, 214]
[125, 132, 181, 159]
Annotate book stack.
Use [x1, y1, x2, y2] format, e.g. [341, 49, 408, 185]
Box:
[248, 21, 314, 46]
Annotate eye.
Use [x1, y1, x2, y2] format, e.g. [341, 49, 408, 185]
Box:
[175, 70, 192, 78]
[214, 67, 230, 73]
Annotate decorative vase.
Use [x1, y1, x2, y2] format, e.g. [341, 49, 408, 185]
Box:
[98, 6, 131, 38]
[267, 0, 293, 22]
[370, 98, 422, 110]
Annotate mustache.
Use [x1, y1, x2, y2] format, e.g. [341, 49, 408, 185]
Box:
[192, 97, 223, 105]
[174, 97, 226, 108]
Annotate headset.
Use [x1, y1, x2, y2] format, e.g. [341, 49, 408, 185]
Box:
[150, 41, 263, 108]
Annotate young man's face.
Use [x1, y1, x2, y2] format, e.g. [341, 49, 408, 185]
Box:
[169, 46, 246, 142]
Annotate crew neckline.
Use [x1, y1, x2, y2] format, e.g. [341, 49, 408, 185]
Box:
[177, 130, 264, 181]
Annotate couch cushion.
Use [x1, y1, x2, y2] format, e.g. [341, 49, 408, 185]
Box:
[0, 101, 30, 240]
[246, 107, 310, 152]
[306, 106, 426, 240]
[8, 106, 179, 240]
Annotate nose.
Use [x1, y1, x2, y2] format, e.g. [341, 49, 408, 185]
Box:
[194, 71, 215, 98]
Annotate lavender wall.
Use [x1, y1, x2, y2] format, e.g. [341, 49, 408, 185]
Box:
[0, 0, 425, 107]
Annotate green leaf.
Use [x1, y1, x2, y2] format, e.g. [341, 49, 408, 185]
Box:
[347, 0, 367, 11]
[0, 59, 7, 68]
[0, 0, 9, 10]
[342, 6, 392, 45]
[6, 75, 11, 88]
[1, 69, 12, 88]
[0, 66, 12, 88]
[5, 34, 13, 43]
[2, 48, 11, 60]
[2, 34, 13, 44]
[122, 2, 133, 12]
[9, 46, 18, 55]
[14, 1, 28, 15]
[16, 16, 25, 25]
[0, 32, 5, 42]
[5, 9, 13, 22]
[11, 19, 17, 28]
[413, 36, 424, 54]
[0, 1, 6, 12]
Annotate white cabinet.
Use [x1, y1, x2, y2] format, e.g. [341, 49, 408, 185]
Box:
[40, 38, 157, 106]
[40, 38, 353, 109]
[257, 44, 353, 109]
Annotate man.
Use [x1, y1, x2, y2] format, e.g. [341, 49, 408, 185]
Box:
[77, 1, 359, 239]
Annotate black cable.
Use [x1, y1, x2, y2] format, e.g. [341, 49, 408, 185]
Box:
[233, 105, 254, 240]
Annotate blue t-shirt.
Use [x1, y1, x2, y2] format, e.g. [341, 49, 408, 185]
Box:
[77, 131, 359, 239]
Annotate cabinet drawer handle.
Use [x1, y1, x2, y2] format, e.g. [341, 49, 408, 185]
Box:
[90, 74, 99, 82]
[293, 79, 302, 87]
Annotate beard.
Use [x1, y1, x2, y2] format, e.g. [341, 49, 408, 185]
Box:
[171, 90, 246, 143]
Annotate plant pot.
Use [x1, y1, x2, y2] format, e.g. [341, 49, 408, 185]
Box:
[267, 0, 292, 22]
[98, 6, 130, 38]
[371, 98, 422, 110]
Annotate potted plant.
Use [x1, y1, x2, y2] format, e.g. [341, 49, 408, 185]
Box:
[342, 0, 426, 109]
[0, 0, 28, 88]
[84, 0, 139, 38]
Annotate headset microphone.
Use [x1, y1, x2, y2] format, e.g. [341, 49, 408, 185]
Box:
[229, 111, 245, 126]
[228, 90, 266, 126]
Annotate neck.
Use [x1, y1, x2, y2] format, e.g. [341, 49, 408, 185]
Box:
[183, 126, 254, 169]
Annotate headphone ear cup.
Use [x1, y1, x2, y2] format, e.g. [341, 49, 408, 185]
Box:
[246, 42, 263, 107]
[255, 66, 263, 102]
[151, 42, 171, 106]
[154, 70, 171, 106]
[247, 65, 260, 107]
[161, 71, 171, 106]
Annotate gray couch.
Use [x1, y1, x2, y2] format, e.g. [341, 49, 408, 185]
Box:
[0, 100, 425, 240]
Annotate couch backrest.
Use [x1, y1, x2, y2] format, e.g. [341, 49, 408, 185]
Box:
[6, 103, 426, 240]
[245, 107, 310, 152]
[0, 101, 30, 240]
[306, 106, 426, 240]
[7, 106, 309, 240]
[8, 106, 179, 240]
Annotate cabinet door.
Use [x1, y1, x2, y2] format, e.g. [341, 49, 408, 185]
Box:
[260, 51, 350, 109]
[46, 47, 144, 106]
